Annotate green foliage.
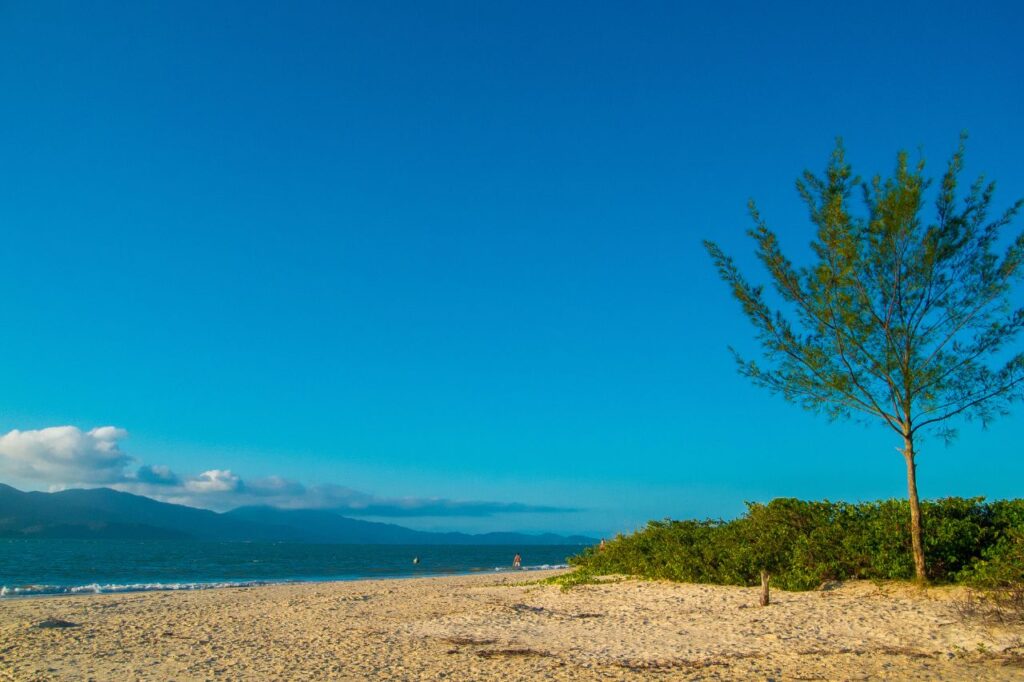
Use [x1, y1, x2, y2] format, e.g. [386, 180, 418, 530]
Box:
[538, 568, 620, 592]
[567, 497, 1024, 591]
[704, 137, 1024, 437]
[704, 137, 1024, 580]
[955, 499, 1024, 588]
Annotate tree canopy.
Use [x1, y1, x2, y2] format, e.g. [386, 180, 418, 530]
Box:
[704, 136, 1024, 580]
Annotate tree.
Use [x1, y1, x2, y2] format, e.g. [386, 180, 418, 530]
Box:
[704, 136, 1024, 581]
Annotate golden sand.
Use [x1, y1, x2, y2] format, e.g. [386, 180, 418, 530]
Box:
[2, 570, 1022, 680]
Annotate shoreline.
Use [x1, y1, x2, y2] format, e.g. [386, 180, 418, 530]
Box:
[0, 563, 569, 600]
[3, 569, 1023, 680]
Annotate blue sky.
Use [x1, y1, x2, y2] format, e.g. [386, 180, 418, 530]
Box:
[1, 1, 1022, 535]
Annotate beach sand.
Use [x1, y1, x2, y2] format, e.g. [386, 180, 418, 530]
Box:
[2, 570, 1022, 680]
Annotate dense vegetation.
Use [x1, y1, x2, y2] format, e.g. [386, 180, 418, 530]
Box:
[567, 498, 1024, 591]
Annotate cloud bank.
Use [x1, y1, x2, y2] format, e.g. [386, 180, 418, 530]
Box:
[0, 426, 130, 484]
[0, 426, 572, 517]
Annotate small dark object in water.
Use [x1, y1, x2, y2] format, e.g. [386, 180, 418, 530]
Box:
[36, 618, 79, 629]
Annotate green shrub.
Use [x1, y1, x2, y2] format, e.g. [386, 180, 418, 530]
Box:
[568, 497, 1024, 590]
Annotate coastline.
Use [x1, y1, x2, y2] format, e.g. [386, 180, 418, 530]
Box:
[0, 563, 569, 600]
[3, 569, 1022, 680]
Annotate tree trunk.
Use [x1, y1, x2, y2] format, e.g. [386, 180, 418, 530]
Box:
[903, 434, 927, 582]
[759, 570, 770, 606]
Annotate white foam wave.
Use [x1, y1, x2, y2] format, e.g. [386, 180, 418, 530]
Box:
[0, 564, 569, 598]
[0, 580, 274, 598]
[491, 563, 568, 572]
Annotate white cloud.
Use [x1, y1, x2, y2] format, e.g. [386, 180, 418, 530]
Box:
[0, 426, 131, 484]
[185, 469, 241, 493]
[0, 425, 572, 517]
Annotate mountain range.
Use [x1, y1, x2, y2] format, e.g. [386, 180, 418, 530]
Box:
[0, 483, 594, 545]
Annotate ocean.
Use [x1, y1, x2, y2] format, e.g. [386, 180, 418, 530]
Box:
[0, 539, 578, 597]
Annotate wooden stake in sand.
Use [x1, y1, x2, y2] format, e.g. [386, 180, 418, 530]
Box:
[760, 570, 770, 607]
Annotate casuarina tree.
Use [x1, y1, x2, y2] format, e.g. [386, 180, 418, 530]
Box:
[704, 136, 1024, 581]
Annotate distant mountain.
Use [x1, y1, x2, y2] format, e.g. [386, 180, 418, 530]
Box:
[224, 506, 596, 545]
[0, 484, 595, 545]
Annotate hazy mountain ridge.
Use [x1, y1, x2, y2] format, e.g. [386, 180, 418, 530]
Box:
[0, 484, 594, 545]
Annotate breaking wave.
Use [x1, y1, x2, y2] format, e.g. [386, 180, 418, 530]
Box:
[0, 580, 277, 598]
[0, 564, 567, 598]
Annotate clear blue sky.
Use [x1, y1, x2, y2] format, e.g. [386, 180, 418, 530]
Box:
[1, 1, 1022, 535]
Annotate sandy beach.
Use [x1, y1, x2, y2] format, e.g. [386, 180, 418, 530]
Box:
[1, 570, 1022, 681]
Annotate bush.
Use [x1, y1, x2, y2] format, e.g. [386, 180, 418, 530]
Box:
[569, 497, 1024, 590]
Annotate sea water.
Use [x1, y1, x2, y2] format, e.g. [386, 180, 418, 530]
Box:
[0, 539, 577, 597]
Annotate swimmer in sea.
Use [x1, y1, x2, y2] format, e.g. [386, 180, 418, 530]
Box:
[512, 553, 522, 569]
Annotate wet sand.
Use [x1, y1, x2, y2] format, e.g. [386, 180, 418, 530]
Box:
[1, 570, 1022, 680]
